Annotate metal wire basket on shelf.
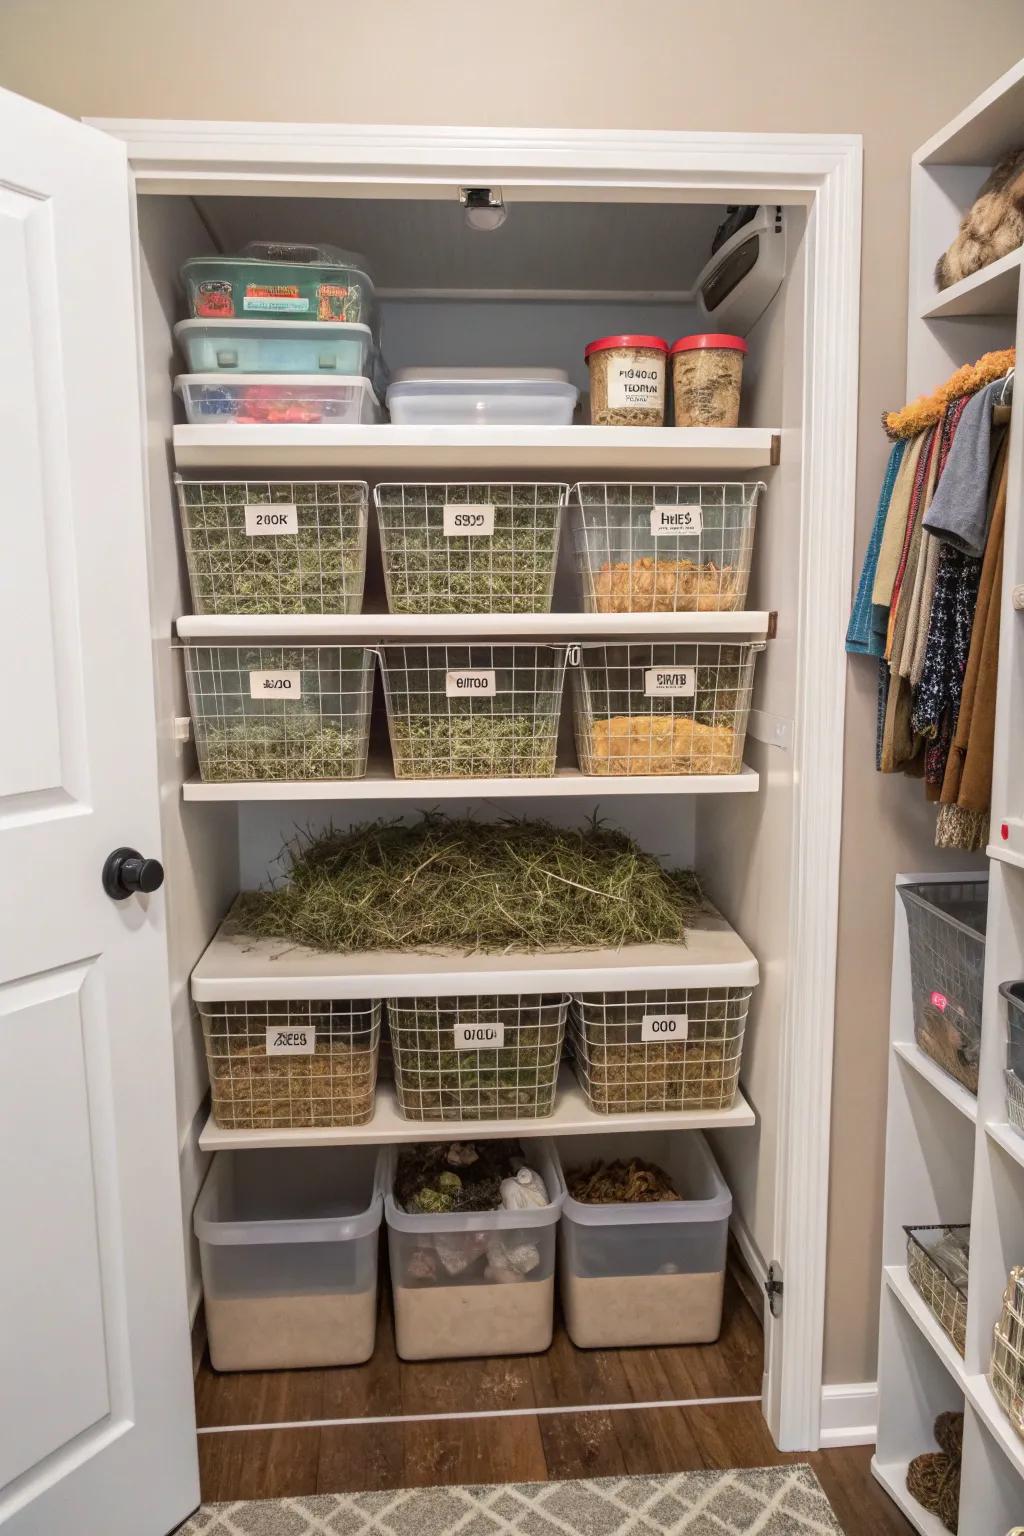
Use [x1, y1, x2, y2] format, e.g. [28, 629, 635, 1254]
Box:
[176, 476, 368, 615]
[373, 481, 566, 614]
[379, 643, 568, 779]
[183, 643, 375, 782]
[898, 881, 987, 1096]
[569, 988, 753, 1113]
[386, 994, 570, 1121]
[197, 999, 381, 1129]
[1001, 981, 1024, 1134]
[572, 640, 760, 776]
[992, 1267, 1024, 1439]
[570, 481, 762, 613]
[905, 1224, 970, 1357]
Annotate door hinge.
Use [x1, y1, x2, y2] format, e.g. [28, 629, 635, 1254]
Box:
[764, 1261, 784, 1317]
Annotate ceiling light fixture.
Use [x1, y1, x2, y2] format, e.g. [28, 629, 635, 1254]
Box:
[460, 186, 507, 231]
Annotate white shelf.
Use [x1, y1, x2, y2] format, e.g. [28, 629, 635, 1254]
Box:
[172, 423, 781, 472]
[191, 902, 759, 1002]
[176, 610, 771, 641]
[884, 1265, 967, 1385]
[988, 841, 1024, 872]
[196, 1063, 755, 1151]
[921, 248, 1022, 319]
[986, 1120, 1024, 1172]
[893, 1039, 979, 1123]
[870, 1459, 952, 1536]
[916, 58, 1024, 166]
[964, 1374, 1024, 1480]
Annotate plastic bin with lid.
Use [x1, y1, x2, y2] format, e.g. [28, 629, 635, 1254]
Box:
[386, 368, 578, 427]
[554, 1130, 731, 1348]
[182, 241, 378, 331]
[194, 1145, 383, 1371]
[383, 1140, 563, 1360]
[175, 318, 377, 379]
[175, 374, 382, 426]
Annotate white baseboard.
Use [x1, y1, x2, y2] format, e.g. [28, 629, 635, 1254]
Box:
[819, 1382, 878, 1448]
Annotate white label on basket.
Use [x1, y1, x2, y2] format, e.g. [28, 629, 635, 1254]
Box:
[607, 358, 665, 411]
[245, 503, 298, 536]
[651, 505, 703, 537]
[250, 669, 302, 699]
[640, 1012, 689, 1042]
[644, 667, 695, 698]
[453, 1023, 506, 1050]
[443, 503, 495, 536]
[265, 1024, 316, 1055]
[446, 669, 497, 697]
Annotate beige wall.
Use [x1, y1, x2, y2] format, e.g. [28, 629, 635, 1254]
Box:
[6, 0, 1024, 1387]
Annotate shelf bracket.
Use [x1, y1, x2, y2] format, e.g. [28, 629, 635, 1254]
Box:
[746, 708, 792, 752]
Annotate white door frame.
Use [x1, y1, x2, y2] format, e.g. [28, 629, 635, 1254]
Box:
[91, 118, 862, 1453]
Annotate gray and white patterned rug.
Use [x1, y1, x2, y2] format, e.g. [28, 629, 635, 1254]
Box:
[178, 1467, 844, 1534]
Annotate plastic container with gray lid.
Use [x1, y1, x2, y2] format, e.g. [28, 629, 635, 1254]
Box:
[387, 367, 578, 426]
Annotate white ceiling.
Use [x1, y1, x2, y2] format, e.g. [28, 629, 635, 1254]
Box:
[194, 196, 729, 296]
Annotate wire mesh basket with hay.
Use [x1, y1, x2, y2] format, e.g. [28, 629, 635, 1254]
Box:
[379, 643, 568, 779]
[568, 988, 753, 1114]
[572, 640, 760, 776]
[571, 481, 761, 614]
[198, 999, 381, 1129]
[176, 476, 368, 615]
[1001, 981, 1024, 1135]
[905, 1224, 970, 1357]
[374, 482, 566, 614]
[991, 1267, 1024, 1440]
[387, 994, 570, 1121]
[183, 644, 374, 782]
[899, 881, 987, 1096]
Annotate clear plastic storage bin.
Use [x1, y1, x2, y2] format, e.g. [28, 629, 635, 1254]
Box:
[379, 643, 568, 779]
[183, 644, 374, 782]
[175, 318, 375, 377]
[555, 1130, 731, 1348]
[571, 482, 761, 613]
[384, 1140, 563, 1360]
[573, 640, 760, 776]
[176, 477, 368, 616]
[1001, 980, 1024, 1133]
[374, 482, 566, 614]
[182, 242, 377, 329]
[569, 987, 754, 1114]
[386, 994, 570, 1120]
[195, 1146, 383, 1371]
[386, 368, 578, 426]
[175, 374, 382, 425]
[899, 880, 988, 1095]
[197, 999, 381, 1129]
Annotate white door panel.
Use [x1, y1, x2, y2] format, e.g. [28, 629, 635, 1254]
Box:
[0, 90, 198, 1536]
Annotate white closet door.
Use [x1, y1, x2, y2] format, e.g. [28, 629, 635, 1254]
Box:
[0, 90, 198, 1535]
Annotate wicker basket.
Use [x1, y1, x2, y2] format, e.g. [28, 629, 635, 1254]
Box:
[899, 881, 987, 1095]
[991, 1267, 1024, 1441]
[905, 1224, 970, 1357]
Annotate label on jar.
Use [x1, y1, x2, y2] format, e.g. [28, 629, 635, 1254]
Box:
[607, 357, 665, 412]
[640, 1012, 688, 1042]
[644, 667, 695, 698]
[453, 1022, 506, 1050]
[651, 505, 703, 537]
[443, 503, 495, 536]
[250, 670, 302, 699]
[265, 1024, 315, 1055]
[446, 669, 497, 697]
[245, 504, 298, 536]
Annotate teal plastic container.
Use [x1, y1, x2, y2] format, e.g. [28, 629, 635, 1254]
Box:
[175, 319, 374, 376]
[182, 242, 377, 331]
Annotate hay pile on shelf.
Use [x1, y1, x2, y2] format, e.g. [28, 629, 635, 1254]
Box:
[233, 813, 703, 954]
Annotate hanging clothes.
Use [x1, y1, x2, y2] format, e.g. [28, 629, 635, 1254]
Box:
[879, 427, 939, 772]
[924, 378, 1005, 555]
[846, 439, 906, 656]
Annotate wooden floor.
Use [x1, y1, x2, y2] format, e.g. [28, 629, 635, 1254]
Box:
[196, 1270, 914, 1534]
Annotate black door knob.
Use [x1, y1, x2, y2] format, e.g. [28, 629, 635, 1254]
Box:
[102, 846, 165, 901]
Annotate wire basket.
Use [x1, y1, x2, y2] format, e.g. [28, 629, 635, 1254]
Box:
[899, 881, 988, 1095]
[571, 482, 762, 613]
[569, 988, 753, 1113]
[374, 482, 566, 614]
[379, 643, 568, 779]
[176, 477, 368, 615]
[991, 1267, 1024, 1440]
[1001, 981, 1024, 1134]
[198, 999, 381, 1128]
[386, 994, 570, 1121]
[905, 1225, 970, 1357]
[183, 644, 374, 782]
[572, 641, 759, 776]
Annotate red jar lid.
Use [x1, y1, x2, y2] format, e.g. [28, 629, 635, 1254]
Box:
[584, 334, 669, 361]
[670, 333, 748, 355]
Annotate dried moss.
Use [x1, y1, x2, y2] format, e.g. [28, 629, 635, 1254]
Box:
[571, 990, 745, 1112]
[389, 715, 558, 779]
[395, 1140, 526, 1213]
[566, 1158, 680, 1203]
[195, 716, 367, 782]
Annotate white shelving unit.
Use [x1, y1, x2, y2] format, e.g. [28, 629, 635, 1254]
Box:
[176, 610, 771, 641]
[875, 59, 1024, 1534]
